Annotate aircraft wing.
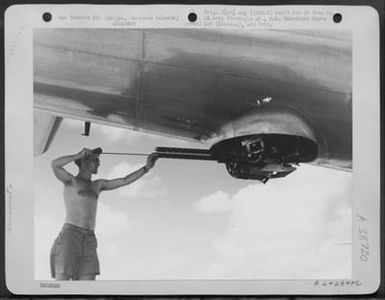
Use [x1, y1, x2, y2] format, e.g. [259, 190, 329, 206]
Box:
[34, 29, 352, 172]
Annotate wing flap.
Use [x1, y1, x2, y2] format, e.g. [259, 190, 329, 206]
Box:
[33, 110, 62, 156]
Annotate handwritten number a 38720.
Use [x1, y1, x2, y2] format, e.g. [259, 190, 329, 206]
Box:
[359, 227, 369, 262]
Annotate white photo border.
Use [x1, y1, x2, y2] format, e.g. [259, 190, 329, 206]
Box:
[4, 4, 381, 295]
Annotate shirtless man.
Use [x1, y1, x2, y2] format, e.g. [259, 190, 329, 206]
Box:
[50, 147, 158, 281]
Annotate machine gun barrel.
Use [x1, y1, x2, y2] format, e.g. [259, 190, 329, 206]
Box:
[155, 147, 211, 155]
[155, 147, 216, 160]
[156, 152, 216, 160]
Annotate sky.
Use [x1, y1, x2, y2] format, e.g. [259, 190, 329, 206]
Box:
[34, 118, 352, 280]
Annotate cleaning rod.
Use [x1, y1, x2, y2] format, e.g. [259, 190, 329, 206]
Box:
[101, 152, 150, 156]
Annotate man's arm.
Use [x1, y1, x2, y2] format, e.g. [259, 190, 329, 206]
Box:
[97, 153, 158, 192]
[51, 148, 91, 183]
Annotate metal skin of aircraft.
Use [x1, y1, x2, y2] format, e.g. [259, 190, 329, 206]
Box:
[33, 28, 352, 183]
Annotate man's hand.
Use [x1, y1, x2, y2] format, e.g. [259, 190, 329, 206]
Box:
[78, 148, 92, 158]
[145, 153, 159, 170]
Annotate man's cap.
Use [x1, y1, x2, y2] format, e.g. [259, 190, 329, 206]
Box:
[91, 147, 103, 155]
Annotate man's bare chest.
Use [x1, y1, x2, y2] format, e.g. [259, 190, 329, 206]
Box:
[66, 179, 99, 199]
